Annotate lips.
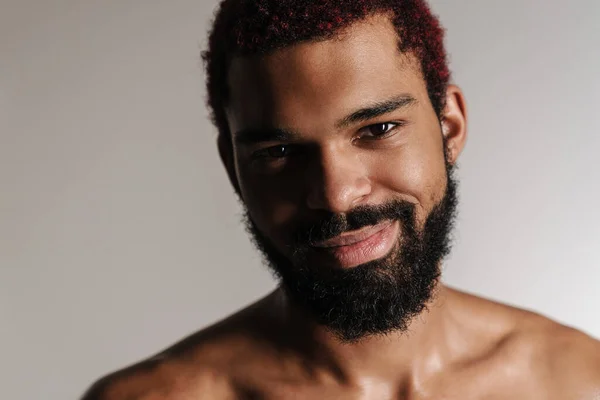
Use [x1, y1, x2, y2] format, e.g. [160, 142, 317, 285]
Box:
[309, 220, 399, 268]
[312, 221, 394, 248]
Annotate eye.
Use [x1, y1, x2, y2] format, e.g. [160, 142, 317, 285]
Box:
[253, 144, 294, 159]
[361, 122, 399, 138]
[267, 145, 290, 158]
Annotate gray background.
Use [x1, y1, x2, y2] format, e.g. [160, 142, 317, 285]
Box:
[1, 1, 599, 399]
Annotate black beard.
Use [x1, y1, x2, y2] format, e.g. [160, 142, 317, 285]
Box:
[242, 162, 459, 343]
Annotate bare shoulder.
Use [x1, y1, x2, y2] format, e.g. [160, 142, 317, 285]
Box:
[80, 293, 279, 400]
[80, 358, 235, 400]
[450, 288, 600, 398]
[522, 314, 600, 398]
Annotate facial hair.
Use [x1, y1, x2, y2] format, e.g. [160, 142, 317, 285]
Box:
[242, 162, 459, 342]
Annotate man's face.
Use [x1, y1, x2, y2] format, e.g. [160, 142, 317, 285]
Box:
[223, 15, 466, 341]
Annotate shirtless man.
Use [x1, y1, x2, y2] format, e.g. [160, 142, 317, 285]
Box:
[82, 0, 600, 398]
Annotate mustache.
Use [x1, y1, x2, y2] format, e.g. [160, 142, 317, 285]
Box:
[293, 200, 416, 247]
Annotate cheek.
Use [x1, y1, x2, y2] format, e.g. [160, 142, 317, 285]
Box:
[237, 167, 302, 240]
[371, 136, 447, 221]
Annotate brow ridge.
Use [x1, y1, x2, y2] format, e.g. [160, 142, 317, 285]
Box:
[233, 94, 417, 145]
[335, 94, 417, 129]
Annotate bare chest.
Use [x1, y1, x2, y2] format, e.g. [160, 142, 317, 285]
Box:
[229, 368, 556, 400]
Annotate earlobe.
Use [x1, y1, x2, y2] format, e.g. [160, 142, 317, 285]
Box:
[217, 133, 242, 198]
[441, 84, 468, 165]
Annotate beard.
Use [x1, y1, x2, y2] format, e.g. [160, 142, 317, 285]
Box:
[242, 161, 459, 342]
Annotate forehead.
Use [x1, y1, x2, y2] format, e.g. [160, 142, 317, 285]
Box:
[226, 14, 427, 133]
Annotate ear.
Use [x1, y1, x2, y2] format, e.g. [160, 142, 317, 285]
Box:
[441, 84, 468, 165]
[217, 133, 242, 198]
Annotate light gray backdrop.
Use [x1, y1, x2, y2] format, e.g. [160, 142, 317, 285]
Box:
[1, 1, 599, 399]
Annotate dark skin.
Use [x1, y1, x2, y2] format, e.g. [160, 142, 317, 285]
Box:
[83, 14, 600, 399]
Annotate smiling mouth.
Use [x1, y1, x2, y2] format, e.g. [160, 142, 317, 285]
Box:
[309, 220, 399, 268]
[312, 221, 394, 248]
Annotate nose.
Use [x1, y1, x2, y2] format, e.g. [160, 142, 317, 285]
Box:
[305, 145, 372, 213]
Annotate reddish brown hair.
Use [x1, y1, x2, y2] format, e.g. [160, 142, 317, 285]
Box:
[203, 0, 450, 139]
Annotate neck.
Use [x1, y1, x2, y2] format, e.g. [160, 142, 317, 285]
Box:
[273, 282, 455, 387]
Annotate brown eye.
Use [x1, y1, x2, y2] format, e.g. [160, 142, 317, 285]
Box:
[266, 145, 290, 158]
[366, 123, 396, 137]
[251, 144, 298, 162]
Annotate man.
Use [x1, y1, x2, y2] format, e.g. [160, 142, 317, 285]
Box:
[83, 0, 600, 398]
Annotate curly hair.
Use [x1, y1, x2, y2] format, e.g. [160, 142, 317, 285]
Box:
[202, 0, 450, 140]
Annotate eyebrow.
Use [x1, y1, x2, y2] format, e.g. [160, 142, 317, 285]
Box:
[232, 94, 417, 145]
[335, 94, 418, 129]
[233, 126, 301, 146]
